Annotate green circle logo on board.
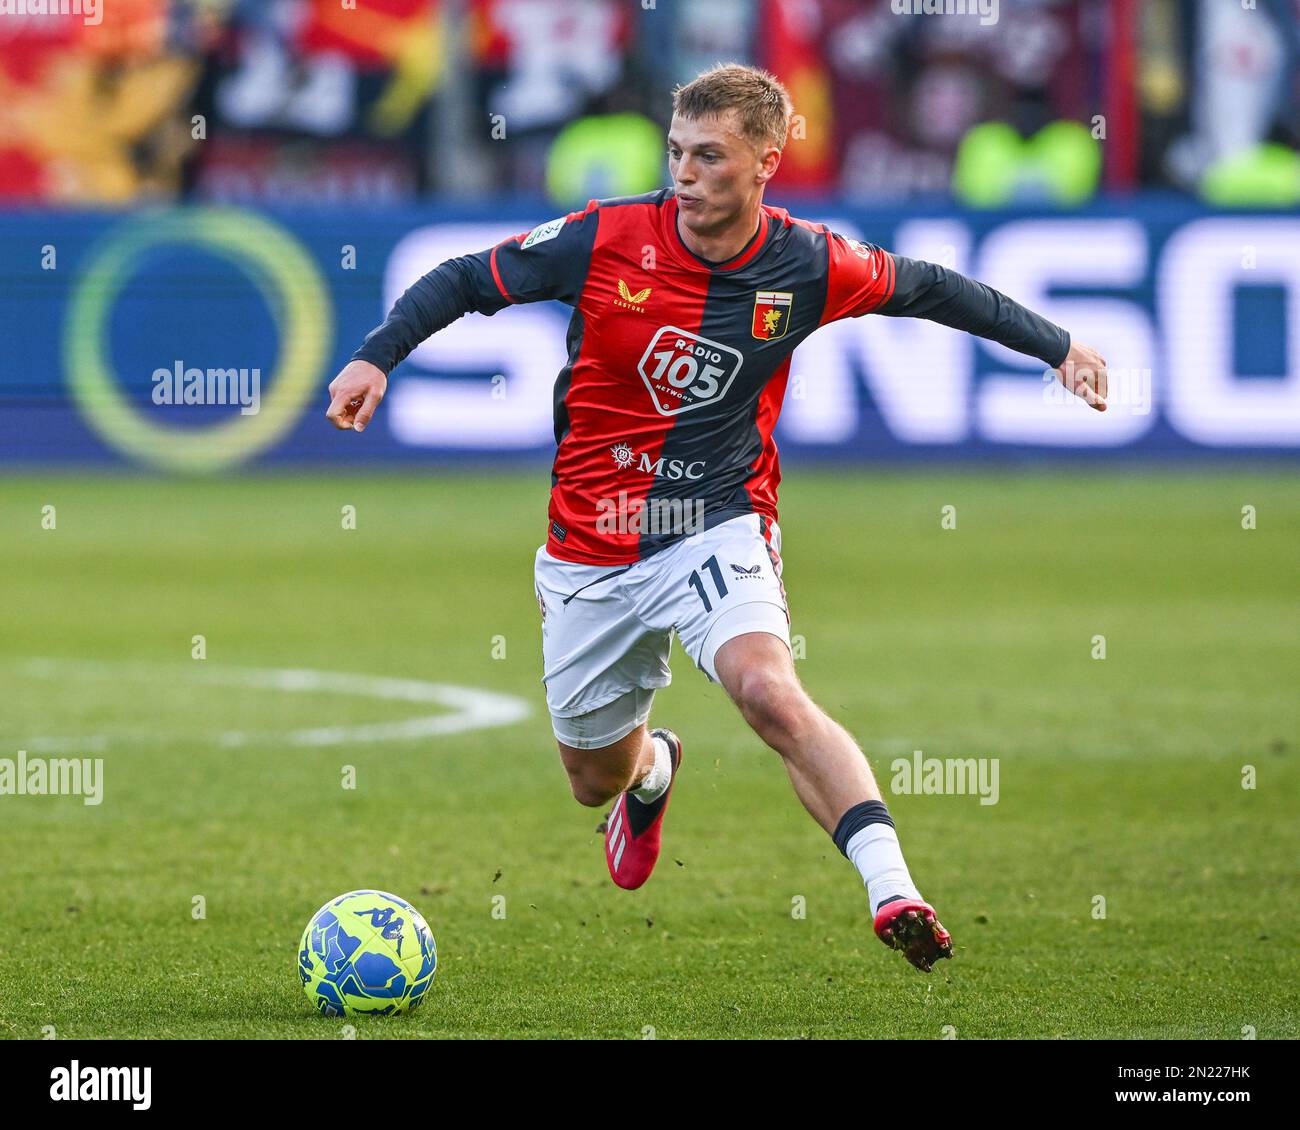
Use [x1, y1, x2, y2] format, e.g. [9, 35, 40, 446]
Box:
[64, 208, 331, 472]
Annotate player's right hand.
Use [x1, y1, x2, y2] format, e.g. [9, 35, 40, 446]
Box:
[326, 360, 388, 432]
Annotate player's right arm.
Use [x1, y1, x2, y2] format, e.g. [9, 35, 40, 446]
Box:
[326, 203, 600, 432]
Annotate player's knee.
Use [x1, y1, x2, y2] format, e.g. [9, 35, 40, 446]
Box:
[733, 668, 807, 747]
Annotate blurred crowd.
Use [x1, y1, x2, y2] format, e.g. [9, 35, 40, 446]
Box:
[1, 0, 1298, 208]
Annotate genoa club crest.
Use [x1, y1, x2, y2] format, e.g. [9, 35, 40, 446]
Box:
[752, 290, 793, 341]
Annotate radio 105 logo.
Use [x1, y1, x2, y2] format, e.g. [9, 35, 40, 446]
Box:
[638, 327, 744, 416]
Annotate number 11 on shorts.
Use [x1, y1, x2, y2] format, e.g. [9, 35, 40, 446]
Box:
[686, 554, 729, 613]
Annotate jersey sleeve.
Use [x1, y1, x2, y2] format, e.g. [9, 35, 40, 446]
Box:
[819, 231, 1068, 367]
[819, 230, 897, 323]
[877, 254, 1071, 368]
[350, 201, 601, 374]
[484, 199, 601, 306]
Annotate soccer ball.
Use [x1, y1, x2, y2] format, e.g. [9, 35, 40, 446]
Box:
[298, 889, 437, 1017]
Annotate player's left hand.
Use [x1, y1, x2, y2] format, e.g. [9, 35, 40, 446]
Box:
[1053, 341, 1108, 412]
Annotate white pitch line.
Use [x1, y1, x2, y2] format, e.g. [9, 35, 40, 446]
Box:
[15, 659, 532, 751]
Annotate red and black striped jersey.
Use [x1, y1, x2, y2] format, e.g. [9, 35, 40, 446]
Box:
[354, 188, 1069, 565]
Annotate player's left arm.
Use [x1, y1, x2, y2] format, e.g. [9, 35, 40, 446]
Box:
[825, 233, 1107, 412]
[881, 253, 1107, 412]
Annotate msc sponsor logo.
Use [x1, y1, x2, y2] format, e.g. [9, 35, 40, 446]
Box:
[610, 440, 705, 480]
[637, 326, 743, 416]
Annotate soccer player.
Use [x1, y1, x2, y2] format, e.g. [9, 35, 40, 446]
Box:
[326, 64, 1108, 973]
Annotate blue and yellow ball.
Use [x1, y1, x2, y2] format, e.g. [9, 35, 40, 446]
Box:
[298, 890, 437, 1017]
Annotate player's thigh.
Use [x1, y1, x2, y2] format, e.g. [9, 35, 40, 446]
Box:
[642, 513, 792, 684]
[711, 628, 801, 720]
[552, 687, 655, 757]
[534, 546, 671, 742]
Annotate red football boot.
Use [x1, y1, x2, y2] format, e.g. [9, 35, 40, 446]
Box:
[603, 728, 683, 890]
[873, 898, 953, 973]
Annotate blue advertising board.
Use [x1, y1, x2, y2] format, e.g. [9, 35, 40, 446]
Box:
[2, 197, 1297, 470]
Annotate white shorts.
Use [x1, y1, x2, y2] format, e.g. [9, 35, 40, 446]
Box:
[534, 513, 790, 748]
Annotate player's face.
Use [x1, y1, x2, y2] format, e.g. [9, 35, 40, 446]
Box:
[667, 111, 777, 234]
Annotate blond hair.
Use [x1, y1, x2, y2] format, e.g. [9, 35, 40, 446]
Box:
[672, 63, 793, 153]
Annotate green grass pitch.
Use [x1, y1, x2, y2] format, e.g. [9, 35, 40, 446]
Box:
[0, 468, 1296, 1039]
